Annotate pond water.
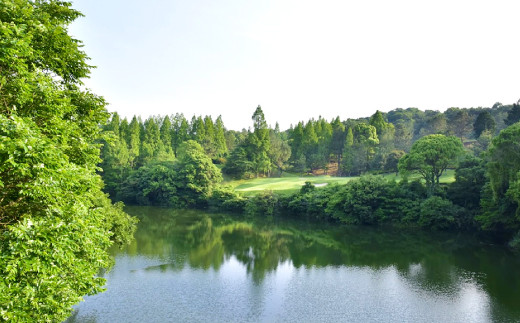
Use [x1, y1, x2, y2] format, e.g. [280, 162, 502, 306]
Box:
[66, 206, 520, 322]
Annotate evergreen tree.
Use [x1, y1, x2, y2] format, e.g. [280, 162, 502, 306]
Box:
[191, 116, 206, 144]
[331, 117, 346, 171]
[160, 115, 174, 156]
[172, 113, 189, 156]
[473, 111, 496, 138]
[119, 117, 130, 146]
[448, 109, 471, 141]
[140, 117, 165, 164]
[214, 115, 228, 158]
[251, 106, 271, 176]
[302, 120, 319, 171]
[289, 122, 305, 168]
[341, 127, 355, 175]
[504, 103, 520, 126]
[203, 115, 216, 157]
[352, 123, 379, 174]
[128, 116, 141, 168]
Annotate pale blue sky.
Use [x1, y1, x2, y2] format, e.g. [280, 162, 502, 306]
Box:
[70, 0, 520, 130]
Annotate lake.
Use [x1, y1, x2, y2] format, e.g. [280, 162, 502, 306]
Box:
[66, 206, 520, 322]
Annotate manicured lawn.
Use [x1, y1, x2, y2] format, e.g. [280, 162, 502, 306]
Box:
[224, 170, 455, 196]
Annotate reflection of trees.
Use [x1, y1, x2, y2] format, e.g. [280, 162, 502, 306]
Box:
[123, 207, 520, 315]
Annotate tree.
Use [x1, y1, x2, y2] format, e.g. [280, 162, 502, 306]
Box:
[268, 129, 291, 175]
[172, 113, 189, 157]
[341, 127, 354, 175]
[369, 110, 395, 171]
[214, 115, 228, 158]
[250, 106, 271, 176]
[175, 141, 223, 206]
[0, 1, 136, 320]
[473, 111, 496, 138]
[351, 123, 379, 174]
[190, 116, 206, 144]
[202, 115, 216, 157]
[398, 134, 463, 195]
[139, 117, 166, 164]
[448, 109, 471, 141]
[393, 121, 414, 151]
[448, 155, 486, 211]
[160, 115, 174, 156]
[419, 112, 447, 137]
[302, 120, 319, 171]
[100, 114, 130, 198]
[478, 123, 520, 233]
[330, 117, 346, 169]
[504, 103, 520, 126]
[289, 122, 305, 169]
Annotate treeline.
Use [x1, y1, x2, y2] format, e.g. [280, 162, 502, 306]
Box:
[102, 103, 519, 186]
[212, 126, 520, 248]
[100, 103, 520, 249]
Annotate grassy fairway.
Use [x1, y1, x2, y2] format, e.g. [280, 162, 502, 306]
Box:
[225, 170, 455, 196]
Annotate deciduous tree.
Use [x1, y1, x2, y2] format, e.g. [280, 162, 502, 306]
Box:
[398, 134, 463, 195]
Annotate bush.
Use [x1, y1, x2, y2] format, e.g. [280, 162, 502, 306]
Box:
[207, 186, 246, 213]
[245, 191, 280, 217]
[418, 196, 458, 230]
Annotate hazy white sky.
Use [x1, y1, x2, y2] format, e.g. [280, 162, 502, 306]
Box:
[70, 0, 520, 130]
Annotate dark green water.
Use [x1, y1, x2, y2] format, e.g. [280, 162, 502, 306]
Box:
[67, 206, 520, 323]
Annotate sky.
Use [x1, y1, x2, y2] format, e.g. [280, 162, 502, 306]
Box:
[69, 0, 520, 131]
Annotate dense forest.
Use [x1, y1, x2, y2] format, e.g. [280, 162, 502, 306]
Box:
[100, 102, 520, 248]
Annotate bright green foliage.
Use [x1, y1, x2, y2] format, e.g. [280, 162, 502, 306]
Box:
[0, 1, 136, 320]
[100, 113, 131, 199]
[140, 118, 167, 164]
[474, 111, 496, 138]
[214, 116, 228, 158]
[160, 116, 174, 156]
[120, 161, 178, 206]
[245, 190, 279, 217]
[327, 176, 392, 224]
[203, 115, 216, 157]
[399, 134, 463, 195]
[478, 123, 520, 233]
[127, 116, 141, 167]
[207, 185, 246, 212]
[349, 123, 379, 174]
[191, 116, 206, 144]
[369, 110, 392, 137]
[323, 176, 427, 225]
[175, 141, 223, 206]
[369, 110, 395, 171]
[250, 106, 271, 176]
[172, 113, 190, 156]
[222, 108, 270, 179]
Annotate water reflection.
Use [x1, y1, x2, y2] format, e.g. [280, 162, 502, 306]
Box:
[68, 206, 520, 322]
